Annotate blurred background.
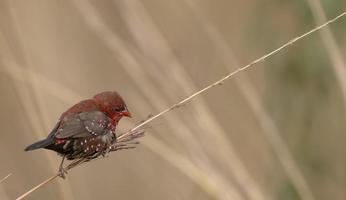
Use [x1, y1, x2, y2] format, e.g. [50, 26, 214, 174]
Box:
[0, 0, 345, 200]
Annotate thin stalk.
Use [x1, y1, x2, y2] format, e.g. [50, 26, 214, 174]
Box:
[120, 11, 346, 139]
[0, 174, 11, 184]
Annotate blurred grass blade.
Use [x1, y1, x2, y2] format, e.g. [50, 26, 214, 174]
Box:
[305, 0, 346, 101]
[182, 1, 318, 200]
[115, 1, 266, 199]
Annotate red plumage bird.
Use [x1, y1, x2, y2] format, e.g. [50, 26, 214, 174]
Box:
[25, 91, 131, 177]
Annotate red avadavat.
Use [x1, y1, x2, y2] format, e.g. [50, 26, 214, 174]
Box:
[25, 91, 131, 177]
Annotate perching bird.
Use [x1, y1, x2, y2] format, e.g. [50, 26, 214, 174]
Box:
[25, 91, 131, 177]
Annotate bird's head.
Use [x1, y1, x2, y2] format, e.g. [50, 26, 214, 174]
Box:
[93, 91, 131, 124]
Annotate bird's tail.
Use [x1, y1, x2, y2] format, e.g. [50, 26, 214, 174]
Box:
[24, 138, 54, 151]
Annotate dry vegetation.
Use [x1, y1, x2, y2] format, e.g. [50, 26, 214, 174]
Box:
[0, 1, 345, 200]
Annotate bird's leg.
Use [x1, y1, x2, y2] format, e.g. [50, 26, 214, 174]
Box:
[58, 155, 68, 179]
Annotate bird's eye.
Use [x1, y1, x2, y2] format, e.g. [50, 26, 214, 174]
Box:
[113, 107, 122, 112]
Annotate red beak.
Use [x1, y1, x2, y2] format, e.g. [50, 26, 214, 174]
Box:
[121, 109, 132, 118]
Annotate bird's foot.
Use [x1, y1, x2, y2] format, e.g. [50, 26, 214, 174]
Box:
[58, 166, 68, 179]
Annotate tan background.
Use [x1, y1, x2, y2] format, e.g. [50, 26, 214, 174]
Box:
[0, 0, 345, 200]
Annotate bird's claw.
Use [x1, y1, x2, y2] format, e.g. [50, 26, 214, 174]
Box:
[58, 167, 68, 179]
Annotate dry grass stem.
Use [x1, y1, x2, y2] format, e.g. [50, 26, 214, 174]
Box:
[122, 11, 346, 137]
[15, 174, 59, 200]
[0, 174, 11, 184]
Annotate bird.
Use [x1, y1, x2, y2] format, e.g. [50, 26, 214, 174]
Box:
[25, 91, 132, 178]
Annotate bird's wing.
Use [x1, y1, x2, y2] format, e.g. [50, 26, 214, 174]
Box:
[55, 111, 111, 139]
